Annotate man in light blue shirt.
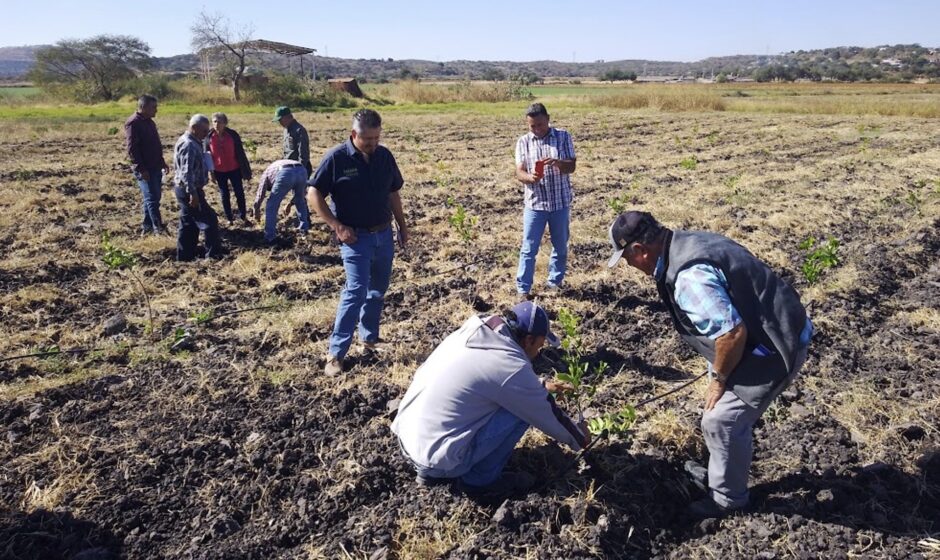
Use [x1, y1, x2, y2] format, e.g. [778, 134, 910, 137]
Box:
[608, 210, 813, 518]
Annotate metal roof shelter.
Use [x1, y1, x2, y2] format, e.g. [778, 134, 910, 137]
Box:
[200, 39, 318, 81]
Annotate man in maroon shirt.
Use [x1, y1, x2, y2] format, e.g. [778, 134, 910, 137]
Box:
[125, 95, 170, 235]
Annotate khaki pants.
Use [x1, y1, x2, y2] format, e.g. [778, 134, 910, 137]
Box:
[701, 346, 809, 508]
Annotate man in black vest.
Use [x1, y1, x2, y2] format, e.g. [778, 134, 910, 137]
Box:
[606, 211, 813, 518]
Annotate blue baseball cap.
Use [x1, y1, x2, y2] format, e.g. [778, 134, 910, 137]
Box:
[510, 301, 560, 347]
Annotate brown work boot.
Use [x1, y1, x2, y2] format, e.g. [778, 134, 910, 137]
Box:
[324, 355, 344, 376]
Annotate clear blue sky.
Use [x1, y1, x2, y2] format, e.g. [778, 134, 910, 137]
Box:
[3, 0, 938, 61]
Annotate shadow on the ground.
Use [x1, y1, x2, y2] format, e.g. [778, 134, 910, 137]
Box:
[0, 508, 122, 560]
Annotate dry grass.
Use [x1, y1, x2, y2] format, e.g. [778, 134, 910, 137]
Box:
[0, 367, 110, 401]
[727, 92, 940, 118]
[828, 382, 940, 465]
[0, 284, 64, 311]
[393, 501, 486, 559]
[0, 83, 938, 558]
[21, 471, 96, 512]
[635, 408, 704, 457]
[385, 80, 530, 104]
[593, 85, 727, 111]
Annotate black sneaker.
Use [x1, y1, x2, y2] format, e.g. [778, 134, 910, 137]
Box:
[415, 474, 446, 487]
[684, 460, 708, 491]
[687, 496, 745, 519]
[458, 471, 536, 496]
[266, 238, 291, 249]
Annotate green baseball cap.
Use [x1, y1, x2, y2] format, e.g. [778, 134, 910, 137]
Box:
[272, 106, 292, 121]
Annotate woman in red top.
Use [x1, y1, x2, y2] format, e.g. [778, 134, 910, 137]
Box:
[206, 112, 253, 225]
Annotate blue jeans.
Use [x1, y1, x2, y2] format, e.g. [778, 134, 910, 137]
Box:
[411, 408, 529, 487]
[329, 226, 395, 359]
[516, 206, 570, 294]
[134, 168, 163, 233]
[264, 166, 310, 242]
[175, 187, 222, 261]
[214, 169, 246, 222]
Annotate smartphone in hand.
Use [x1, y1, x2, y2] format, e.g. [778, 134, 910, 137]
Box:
[534, 160, 545, 176]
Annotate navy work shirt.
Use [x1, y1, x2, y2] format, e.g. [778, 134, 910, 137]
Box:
[309, 138, 404, 229]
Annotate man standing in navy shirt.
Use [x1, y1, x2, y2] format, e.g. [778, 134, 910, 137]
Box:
[307, 109, 409, 376]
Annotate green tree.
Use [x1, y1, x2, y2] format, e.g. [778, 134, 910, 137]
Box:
[29, 35, 153, 101]
[511, 70, 542, 85]
[600, 69, 637, 82]
[481, 68, 506, 81]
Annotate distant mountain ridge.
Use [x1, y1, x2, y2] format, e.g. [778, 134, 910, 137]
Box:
[1, 43, 937, 81]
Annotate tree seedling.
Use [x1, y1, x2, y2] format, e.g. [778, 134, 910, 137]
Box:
[191, 308, 215, 325]
[799, 236, 840, 284]
[904, 190, 923, 215]
[101, 232, 155, 340]
[445, 196, 478, 246]
[550, 308, 640, 440]
[241, 138, 258, 160]
[587, 405, 637, 437]
[553, 308, 609, 418]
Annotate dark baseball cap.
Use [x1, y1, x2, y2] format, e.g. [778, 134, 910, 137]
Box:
[272, 106, 292, 121]
[510, 301, 560, 347]
[607, 211, 657, 268]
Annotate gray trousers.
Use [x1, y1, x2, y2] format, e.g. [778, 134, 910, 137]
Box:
[701, 346, 809, 508]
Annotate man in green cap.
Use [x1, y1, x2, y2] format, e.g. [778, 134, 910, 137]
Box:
[274, 106, 312, 177]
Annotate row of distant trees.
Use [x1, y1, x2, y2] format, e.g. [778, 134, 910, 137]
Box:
[29, 26, 939, 102]
[751, 60, 940, 82]
[30, 10, 254, 102]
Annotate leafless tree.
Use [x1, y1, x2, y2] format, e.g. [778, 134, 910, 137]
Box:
[190, 11, 254, 101]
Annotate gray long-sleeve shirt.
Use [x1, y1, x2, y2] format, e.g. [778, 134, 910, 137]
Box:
[174, 131, 208, 196]
[391, 315, 584, 472]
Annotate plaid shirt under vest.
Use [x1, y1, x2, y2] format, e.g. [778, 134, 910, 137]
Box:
[515, 127, 576, 211]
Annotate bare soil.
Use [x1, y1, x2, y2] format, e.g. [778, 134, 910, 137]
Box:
[0, 106, 938, 558]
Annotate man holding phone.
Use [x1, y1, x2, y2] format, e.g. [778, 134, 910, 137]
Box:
[513, 103, 577, 300]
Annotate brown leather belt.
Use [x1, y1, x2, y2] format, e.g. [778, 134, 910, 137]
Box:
[355, 220, 392, 233]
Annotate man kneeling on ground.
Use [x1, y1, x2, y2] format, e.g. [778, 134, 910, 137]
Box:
[391, 302, 589, 495]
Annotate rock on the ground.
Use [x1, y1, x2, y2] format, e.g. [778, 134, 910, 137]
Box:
[102, 313, 127, 336]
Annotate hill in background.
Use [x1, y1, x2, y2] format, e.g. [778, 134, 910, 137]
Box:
[1, 43, 937, 82]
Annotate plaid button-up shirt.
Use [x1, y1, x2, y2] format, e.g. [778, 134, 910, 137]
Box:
[253, 159, 305, 206]
[173, 131, 209, 196]
[673, 264, 743, 339]
[656, 257, 814, 346]
[515, 127, 576, 211]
